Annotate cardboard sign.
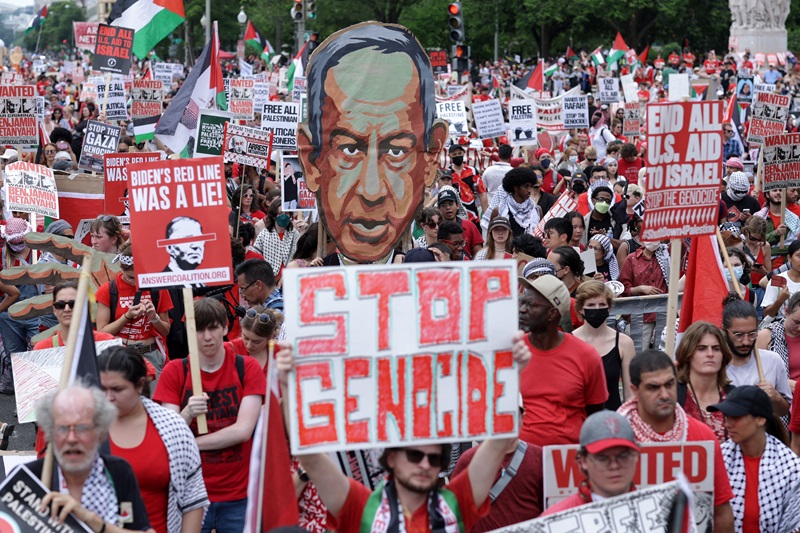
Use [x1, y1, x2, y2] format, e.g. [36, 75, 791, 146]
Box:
[472, 99, 506, 139]
[508, 101, 537, 146]
[228, 79, 255, 121]
[253, 82, 270, 112]
[562, 94, 589, 128]
[598, 78, 620, 103]
[222, 123, 273, 170]
[533, 191, 578, 237]
[623, 102, 641, 138]
[0, 85, 37, 145]
[643, 102, 723, 240]
[78, 120, 122, 172]
[430, 50, 448, 75]
[437, 100, 469, 136]
[280, 153, 315, 212]
[754, 83, 776, 94]
[262, 102, 300, 151]
[4, 162, 59, 218]
[748, 91, 790, 145]
[292, 76, 306, 104]
[127, 157, 233, 289]
[763, 133, 800, 191]
[92, 24, 133, 74]
[668, 73, 690, 101]
[283, 261, 520, 454]
[94, 78, 127, 121]
[0, 465, 94, 532]
[104, 153, 163, 215]
[194, 109, 234, 158]
[73, 21, 99, 53]
[131, 79, 163, 139]
[543, 442, 714, 532]
[736, 75, 754, 105]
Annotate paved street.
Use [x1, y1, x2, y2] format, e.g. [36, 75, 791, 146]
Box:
[0, 392, 36, 452]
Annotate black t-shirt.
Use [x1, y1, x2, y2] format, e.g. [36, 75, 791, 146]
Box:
[536, 192, 557, 217]
[587, 214, 613, 239]
[722, 192, 761, 215]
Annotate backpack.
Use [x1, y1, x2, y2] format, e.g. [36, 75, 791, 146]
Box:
[179, 354, 246, 409]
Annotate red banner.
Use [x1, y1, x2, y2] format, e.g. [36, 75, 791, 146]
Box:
[103, 153, 163, 216]
[73, 22, 99, 53]
[643, 102, 723, 240]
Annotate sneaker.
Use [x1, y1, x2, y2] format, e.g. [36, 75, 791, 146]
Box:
[0, 423, 15, 451]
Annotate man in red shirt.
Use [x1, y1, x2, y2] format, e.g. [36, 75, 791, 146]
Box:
[449, 144, 487, 222]
[275, 332, 533, 533]
[617, 350, 735, 532]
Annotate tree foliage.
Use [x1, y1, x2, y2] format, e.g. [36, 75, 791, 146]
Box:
[19, 1, 85, 52]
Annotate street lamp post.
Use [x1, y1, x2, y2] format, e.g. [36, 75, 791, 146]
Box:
[204, 0, 210, 44]
[237, 7, 247, 39]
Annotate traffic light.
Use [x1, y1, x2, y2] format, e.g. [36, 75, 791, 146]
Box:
[448, 2, 464, 43]
[291, 0, 303, 21]
[453, 44, 469, 73]
[306, 0, 316, 19]
[308, 32, 320, 52]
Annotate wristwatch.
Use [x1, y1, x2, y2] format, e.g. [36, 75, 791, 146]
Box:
[297, 467, 309, 482]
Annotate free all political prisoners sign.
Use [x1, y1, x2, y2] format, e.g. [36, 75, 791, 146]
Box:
[4, 162, 58, 218]
[763, 133, 800, 191]
[127, 157, 233, 289]
[283, 261, 519, 454]
[642, 102, 723, 241]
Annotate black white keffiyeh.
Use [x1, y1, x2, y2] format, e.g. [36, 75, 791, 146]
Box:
[59, 456, 118, 524]
[253, 228, 299, 277]
[481, 190, 540, 234]
[722, 433, 800, 533]
[654, 244, 670, 286]
[590, 234, 619, 280]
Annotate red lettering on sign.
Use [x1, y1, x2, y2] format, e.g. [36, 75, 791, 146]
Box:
[469, 268, 512, 342]
[358, 271, 411, 351]
[298, 272, 347, 356]
[437, 353, 455, 438]
[551, 448, 585, 487]
[492, 350, 514, 433]
[343, 357, 370, 443]
[377, 356, 406, 441]
[412, 354, 434, 439]
[295, 361, 337, 446]
[467, 352, 487, 434]
[683, 444, 708, 483]
[418, 270, 461, 345]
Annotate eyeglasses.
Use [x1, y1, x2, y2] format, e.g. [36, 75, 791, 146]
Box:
[402, 448, 444, 468]
[96, 215, 114, 222]
[245, 308, 272, 324]
[724, 129, 734, 133]
[587, 450, 638, 468]
[55, 424, 96, 437]
[53, 299, 76, 310]
[726, 329, 759, 341]
[243, 194, 255, 198]
[44, 150, 56, 155]
[239, 279, 258, 294]
[440, 238, 466, 249]
[425, 221, 439, 229]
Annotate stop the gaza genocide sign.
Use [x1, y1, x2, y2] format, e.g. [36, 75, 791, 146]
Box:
[643, 102, 723, 241]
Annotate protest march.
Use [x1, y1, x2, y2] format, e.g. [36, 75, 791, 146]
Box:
[3, 0, 800, 532]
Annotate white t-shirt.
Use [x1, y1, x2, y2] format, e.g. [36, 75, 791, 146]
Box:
[590, 126, 615, 159]
[726, 349, 792, 402]
[761, 271, 800, 315]
[482, 162, 512, 203]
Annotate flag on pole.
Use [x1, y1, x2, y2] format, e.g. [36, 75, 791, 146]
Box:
[515, 61, 543, 92]
[155, 21, 226, 155]
[67, 296, 102, 388]
[108, 0, 185, 60]
[286, 40, 310, 93]
[590, 47, 605, 66]
[261, 40, 276, 62]
[639, 45, 651, 66]
[544, 63, 558, 77]
[244, 20, 266, 52]
[566, 46, 576, 60]
[677, 235, 729, 340]
[607, 32, 628, 65]
[25, 5, 47, 33]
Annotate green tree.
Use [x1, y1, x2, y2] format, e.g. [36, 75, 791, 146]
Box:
[21, 0, 85, 52]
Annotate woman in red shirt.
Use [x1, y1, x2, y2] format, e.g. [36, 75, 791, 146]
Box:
[99, 346, 208, 533]
[231, 184, 266, 225]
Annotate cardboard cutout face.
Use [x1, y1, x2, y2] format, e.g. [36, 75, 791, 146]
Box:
[297, 22, 447, 263]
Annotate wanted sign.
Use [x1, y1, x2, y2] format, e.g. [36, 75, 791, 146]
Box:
[4, 162, 59, 218]
[508, 101, 537, 146]
[436, 100, 469, 136]
[623, 102, 641, 138]
[92, 24, 133, 75]
[747, 91, 790, 145]
[228, 79, 255, 121]
[194, 109, 233, 158]
[262, 102, 300, 151]
[598, 78, 620, 103]
[78, 120, 122, 172]
[223, 123, 273, 170]
[283, 261, 520, 454]
[471, 99, 506, 139]
[763, 133, 800, 191]
[562, 94, 589, 128]
[127, 157, 233, 289]
[132, 79, 163, 138]
[0, 85, 37, 145]
[643, 102, 723, 240]
[104, 153, 163, 215]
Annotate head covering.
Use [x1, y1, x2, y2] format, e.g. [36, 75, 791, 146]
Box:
[437, 186, 459, 206]
[521, 258, 557, 279]
[518, 274, 570, 318]
[580, 411, 639, 454]
[588, 179, 616, 211]
[725, 157, 744, 171]
[604, 157, 618, 166]
[54, 151, 71, 161]
[404, 248, 437, 263]
[0, 149, 18, 161]
[726, 171, 750, 202]
[708, 385, 772, 420]
[45, 219, 73, 237]
[2, 218, 33, 253]
[590, 234, 620, 280]
[534, 148, 551, 160]
[449, 143, 466, 154]
[488, 216, 511, 231]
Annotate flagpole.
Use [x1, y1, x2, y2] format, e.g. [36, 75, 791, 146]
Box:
[34, 22, 43, 55]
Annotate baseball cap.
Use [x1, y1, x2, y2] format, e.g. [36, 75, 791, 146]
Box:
[572, 170, 588, 183]
[522, 258, 556, 279]
[488, 216, 511, 231]
[437, 187, 459, 206]
[404, 248, 437, 263]
[0, 149, 18, 161]
[449, 143, 466, 154]
[580, 411, 639, 454]
[708, 385, 773, 419]
[518, 274, 570, 318]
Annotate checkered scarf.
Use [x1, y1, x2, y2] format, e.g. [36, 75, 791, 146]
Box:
[59, 455, 118, 524]
[617, 397, 688, 443]
[590, 234, 619, 281]
[253, 228, 299, 280]
[722, 434, 800, 533]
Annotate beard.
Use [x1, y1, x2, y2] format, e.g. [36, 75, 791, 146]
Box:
[726, 334, 754, 358]
[55, 442, 100, 474]
[394, 471, 438, 494]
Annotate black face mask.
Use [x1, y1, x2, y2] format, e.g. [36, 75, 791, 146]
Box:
[572, 181, 587, 194]
[582, 308, 609, 328]
[451, 155, 464, 166]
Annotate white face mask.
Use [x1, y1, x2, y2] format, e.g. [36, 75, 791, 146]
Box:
[644, 242, 661, 252]
[569, 155, 578, 163]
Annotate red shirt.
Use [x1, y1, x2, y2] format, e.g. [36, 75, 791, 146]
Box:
[459, 217, 484, 257]
[95, 272, 174, 342]
[32, 329, 116, 350]
[685, 417, 734, 506]
[617, 157, 644, 185]
[451, 166, 487, 218]
[110, 416, 170, 533]
[742, 455, 760, 532]
[703, 59, 720, 74]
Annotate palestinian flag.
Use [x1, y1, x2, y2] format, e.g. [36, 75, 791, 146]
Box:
[286, 40, 310, 93]
[544, 62, 558, 77]
[590, 47, 605, 66]
[515, 61, 543, 92]
[677, 235, 729, 343]
[638, 45, 650, 66]
[491, 73, 502, 99]
[25, 6, 47, 33]
[691, 82, 710, 101]
[108, 0, 185, 60]
[244, 20, 265, 53]
[607, 32, 627, 65]
[155, 21, 226, 156]
[566, 46, 576, 60]
[262, 40, 276, 62]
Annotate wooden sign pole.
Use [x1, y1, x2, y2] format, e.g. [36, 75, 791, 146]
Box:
[780, 189, 787, 249]
[664, 239, 682, 358]
[182, 288, 208, 434]
[254, 341, 276, 530]
[101, 72, 112, 119]
[717, 229, 743, 299]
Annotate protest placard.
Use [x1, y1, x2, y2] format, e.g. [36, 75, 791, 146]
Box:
[283, 261, 519, 454]
[447, 84, 468, 97]
[4, 162, 59, 218]
[763, 133, 800, 191]
[668, 73, 691, 102]
[472, 99, 506, 139]
[280, 153, 316, 211]
[292, 76, 306, 104]
[93, 78, 127, 121]
[104, 153, 163, 216]
[35, 97, 44, 124]
[748, 91, 790, 145]
[533, 191, 578, 237]
[73, 66, 85, 84]
[131, 79, 163, 140]
[620, 73, 638, 103]
[253, 82, 269, 112]
[262, 102, 300, 151]
[562, 94, 589, 128]
[194, 109, 234, 158]
[736, 75, 754, 105]
[153, 63, 173, 85]
[127, 157, 233, 289]
[436, 100, 469, 136]
[754, 82, 776, 94]
[643, 102, 723, 240]
[73, 21, 98, 53]
[0, 85, 37, 145]
[223, 123, 273, 170]
[228, 79, 255, 121]
[0, 465, 94, 532]
[509, 86, 579, 131]
[543, 442, 713, 532]
[507, 100, 537, 146]
[623, 102, 641, 138]
[78, 120, 122, 172]
[598, 78, 620, 103]
[80, 82, 97, 102]
[429, 50, 448, 75]
[92, 24, 133, 75]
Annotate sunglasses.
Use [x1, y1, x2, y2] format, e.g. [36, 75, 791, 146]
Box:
[425, 221, 439, 228]
[53, 299, 75, 310]
[243, 194, 255, 198]
[402, 448, 444, 468]
[96, 215, 114, 222]
[245, 308, 272, 324]
[586, 158, 597, 162]
[44, 150, 56, 154]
